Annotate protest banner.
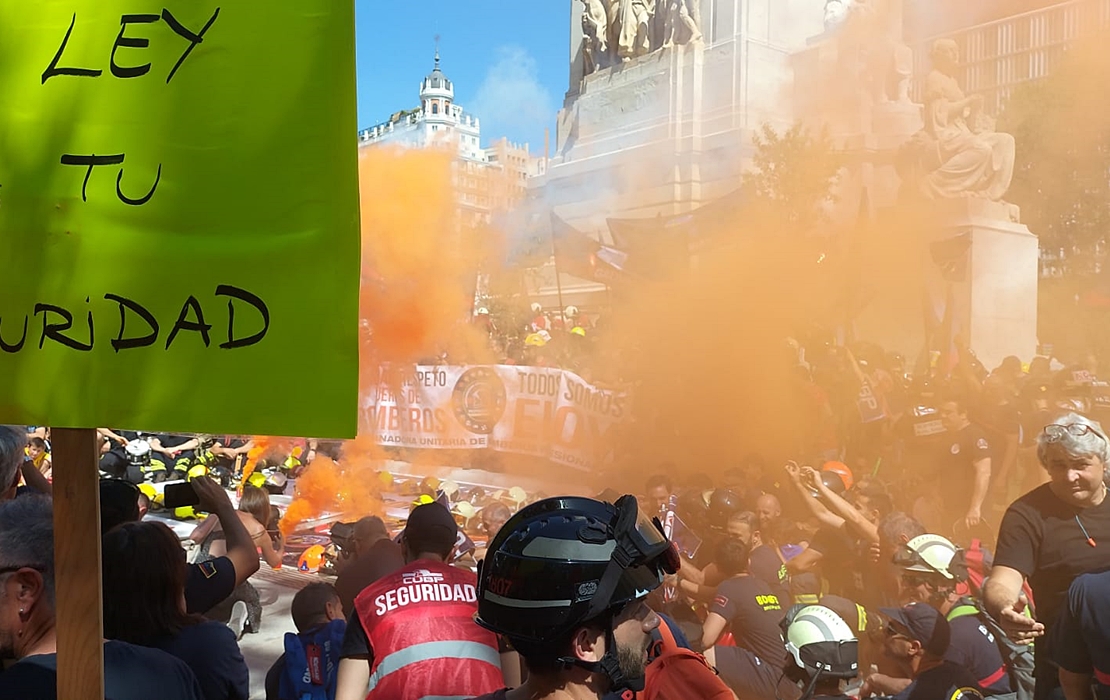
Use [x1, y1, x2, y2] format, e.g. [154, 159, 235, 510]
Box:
[0, 2, 361, 438]
[363, 365, 633, 471]
[0, 3, 359, 697]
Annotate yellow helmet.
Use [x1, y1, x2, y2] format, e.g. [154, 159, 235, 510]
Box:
[247, 472, 267, 489]
[412, 493, 437, 509]
[187, 465, 208, 480]
[378, 471, 395, 488]
[174, 506, 198, 519]
[138, 482, 157, 500]
[570, 326, 587, 337]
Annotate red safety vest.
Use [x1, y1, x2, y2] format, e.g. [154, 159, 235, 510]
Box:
[353, 559, 502, 700]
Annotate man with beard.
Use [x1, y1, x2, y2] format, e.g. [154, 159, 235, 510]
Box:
[467, 495, 731, 700]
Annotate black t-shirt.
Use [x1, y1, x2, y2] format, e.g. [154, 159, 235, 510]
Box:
[808, 525, 864, 602]
[946, 608, 1010, 694]
[972, 401, 1021, 468]
[334, 539, 406, 614]
[1046, 569, 1110, 699]
[709, 574, 787, 668]
[0, 641, 204, 700]
[151, 620, 250, 700]
[264, 655, 285, 700]
[340, 609, 374, 661]
[941, 423, 993, 487]
[893, 661, 985, 700]
[995, 484, 1110, 629]
[750, 544, 789, 603]
[185, 556, 237, 615]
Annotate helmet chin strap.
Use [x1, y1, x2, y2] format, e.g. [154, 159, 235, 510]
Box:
[558, 626, 646, 693]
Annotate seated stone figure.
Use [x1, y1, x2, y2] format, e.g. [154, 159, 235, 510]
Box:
[898, 39, 1015, 202]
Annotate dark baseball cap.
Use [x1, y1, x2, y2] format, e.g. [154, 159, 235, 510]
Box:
[403, 502, 458, 551]
[880, 603, 950, 657]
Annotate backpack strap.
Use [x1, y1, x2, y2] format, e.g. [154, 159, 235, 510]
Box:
[656, 618, 679, 649]
[946, 604, 980, 622]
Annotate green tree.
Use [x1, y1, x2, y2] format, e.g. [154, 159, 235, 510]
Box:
[740, 122, 842, 233]
[998, 45, 1110, 269]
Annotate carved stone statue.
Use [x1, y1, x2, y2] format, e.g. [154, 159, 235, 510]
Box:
[615, 0, 655, 61]
[824, 0, 851, 31]
[662, 0, 701, 48]
[580, 0, 609, 76]
[898, 39, 1015, 201]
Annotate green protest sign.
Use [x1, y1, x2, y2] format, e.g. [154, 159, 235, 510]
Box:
[0, 1, 360, 437]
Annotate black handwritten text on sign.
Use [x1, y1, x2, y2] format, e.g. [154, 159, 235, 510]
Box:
[43, 9, 219, 206]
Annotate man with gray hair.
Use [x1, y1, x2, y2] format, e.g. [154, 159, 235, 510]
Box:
[0, 496, 204, 699]
[0, 425, 28, 501]
[986, 412, 1110, 700]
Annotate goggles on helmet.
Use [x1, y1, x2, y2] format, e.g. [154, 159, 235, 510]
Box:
[585, 495, 678, 620]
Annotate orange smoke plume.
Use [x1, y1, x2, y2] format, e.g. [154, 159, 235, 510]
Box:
[278, 439, 388, 536]
[357, 147, 498, 394]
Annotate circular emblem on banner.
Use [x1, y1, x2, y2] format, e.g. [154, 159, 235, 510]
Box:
[452, 367, 507, 434]
[950, 443, 961, 455]
[976, 438, 989, 450]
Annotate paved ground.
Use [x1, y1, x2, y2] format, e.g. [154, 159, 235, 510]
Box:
[237, 567, 334, 700]
[152, 461, 566, 698]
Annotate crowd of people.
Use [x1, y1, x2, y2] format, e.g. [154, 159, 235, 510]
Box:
[5, 336, 1110, 700]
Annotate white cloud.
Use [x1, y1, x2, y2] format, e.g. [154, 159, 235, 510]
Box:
[469, 46, 555, 149]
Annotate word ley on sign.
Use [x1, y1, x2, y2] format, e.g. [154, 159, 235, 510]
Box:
[43, 9, 220, 84]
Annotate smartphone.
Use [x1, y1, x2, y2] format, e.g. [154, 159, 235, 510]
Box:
[163, 482, 200, 509]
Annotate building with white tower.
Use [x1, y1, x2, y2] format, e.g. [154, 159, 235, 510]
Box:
[357, 49, 544, 225]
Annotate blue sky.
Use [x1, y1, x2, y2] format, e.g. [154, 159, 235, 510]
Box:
[355, 1, 569, 155]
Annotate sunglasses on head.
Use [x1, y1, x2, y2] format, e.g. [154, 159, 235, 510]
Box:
[1044, 423, 1105, 442]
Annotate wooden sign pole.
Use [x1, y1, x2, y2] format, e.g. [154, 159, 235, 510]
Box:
[52, 427, 105, 700]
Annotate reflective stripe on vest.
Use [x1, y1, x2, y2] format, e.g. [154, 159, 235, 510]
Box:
[947, 604, 979, 621]
[978, 666, 1007, 689]
[366, 641, 501, 694]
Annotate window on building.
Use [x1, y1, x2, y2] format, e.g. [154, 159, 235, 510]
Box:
[432, 103, 439, 114]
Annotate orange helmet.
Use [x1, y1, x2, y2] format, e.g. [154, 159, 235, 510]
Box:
[821, 461, 854, 491]
[297, 545, 326, 573]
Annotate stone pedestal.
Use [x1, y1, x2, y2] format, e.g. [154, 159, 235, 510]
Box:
[852, 199, 1038, 371]
[935, 199, 1039, 370]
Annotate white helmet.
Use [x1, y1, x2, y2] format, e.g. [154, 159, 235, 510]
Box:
[564, 305, 579, 318]
[899, 534, 958, 579]
[783, 605, 858, 681]
[530, 302, 542, 313]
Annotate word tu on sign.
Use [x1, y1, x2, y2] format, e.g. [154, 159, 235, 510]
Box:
[43, 9, 221, 85]
[41, 7, 221, 205]
[0, 285, 269, 354]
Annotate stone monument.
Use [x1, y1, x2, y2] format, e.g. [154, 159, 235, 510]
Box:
[792, 5, 1037, 369]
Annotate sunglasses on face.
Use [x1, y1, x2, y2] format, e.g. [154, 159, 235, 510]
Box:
[884, 625, 911, 642]
[901, 573, 931, 588]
